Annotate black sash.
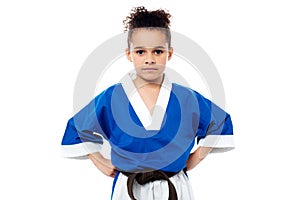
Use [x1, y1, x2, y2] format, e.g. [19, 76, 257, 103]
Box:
[120, 170, 182, 200]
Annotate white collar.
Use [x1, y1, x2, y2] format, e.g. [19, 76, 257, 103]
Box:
[120, 73, 172, 130]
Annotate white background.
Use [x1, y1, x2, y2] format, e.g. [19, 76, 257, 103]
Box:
[1, 0, 299, 199]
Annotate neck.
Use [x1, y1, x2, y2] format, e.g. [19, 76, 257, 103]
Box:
[133, 75, 164, 90]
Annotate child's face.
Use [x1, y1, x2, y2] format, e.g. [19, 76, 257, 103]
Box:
[126, 28, 173, 82]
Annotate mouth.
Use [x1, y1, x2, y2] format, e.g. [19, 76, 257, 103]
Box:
[142, 68, 158, 71]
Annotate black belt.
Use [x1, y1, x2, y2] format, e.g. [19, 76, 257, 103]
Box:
[120, 170, 182, 200]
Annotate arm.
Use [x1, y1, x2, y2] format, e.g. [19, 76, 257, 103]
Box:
[186, 146, 212, 171]
[87, 152, 117, 178]
[61, 91, 110, 159]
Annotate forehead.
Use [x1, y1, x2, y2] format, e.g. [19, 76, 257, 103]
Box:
[131, 28, 167, 48]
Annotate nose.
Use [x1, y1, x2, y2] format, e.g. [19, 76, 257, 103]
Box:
[144, 53, 155, 65]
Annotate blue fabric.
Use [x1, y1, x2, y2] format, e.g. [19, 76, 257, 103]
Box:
[111, 171, 120, 199]
[62, 83, 233, 172]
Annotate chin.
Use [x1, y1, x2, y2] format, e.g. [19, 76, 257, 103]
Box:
[141, 74, 164, 83]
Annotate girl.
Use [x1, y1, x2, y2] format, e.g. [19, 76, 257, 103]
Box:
[61, 6, 234, 200]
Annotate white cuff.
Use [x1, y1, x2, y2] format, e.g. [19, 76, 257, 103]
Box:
[197, 135, 235, 153]
[61, 141, 111, 159]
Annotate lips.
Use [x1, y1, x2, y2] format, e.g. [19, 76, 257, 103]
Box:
[142, 67, 158, 71]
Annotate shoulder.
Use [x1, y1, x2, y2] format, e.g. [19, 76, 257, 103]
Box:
[172, 83, 231, 117]
[171, 83, 223, 115]
[172, 83, 195, 94]
[94, 83, 122, 102]
[171, 83, 208, 102]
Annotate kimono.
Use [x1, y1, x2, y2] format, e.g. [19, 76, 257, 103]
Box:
[61, 73, 234, 199]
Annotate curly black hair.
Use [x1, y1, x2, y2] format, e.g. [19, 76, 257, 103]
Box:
[123, 6, 171, 31]
[123, 6, 172, 48]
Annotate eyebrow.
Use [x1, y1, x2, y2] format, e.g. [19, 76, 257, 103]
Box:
[133, 46, 166, 49]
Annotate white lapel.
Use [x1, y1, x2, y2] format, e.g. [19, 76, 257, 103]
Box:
[121, 73, 172, 131]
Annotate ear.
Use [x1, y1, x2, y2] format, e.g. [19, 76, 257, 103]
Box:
[125, 48, 132, 62]
[167, 47, 174, 61]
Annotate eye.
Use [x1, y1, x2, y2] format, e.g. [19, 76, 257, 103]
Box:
[135, 50, 145, 55]
[154, 50, 164, 55]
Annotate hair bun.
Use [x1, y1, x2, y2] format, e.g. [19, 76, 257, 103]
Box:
[123, 6, 171, 31]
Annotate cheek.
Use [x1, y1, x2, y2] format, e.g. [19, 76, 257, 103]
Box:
[157, 56, 167, 64]
[132, 55, 143, 64]
[132, 58, 143, 69]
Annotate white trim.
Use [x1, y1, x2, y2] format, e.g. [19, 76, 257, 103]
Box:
[61, 140, 111, 159]
[196, 135, 235, 153]
[147, 76, 171, 130]
[121, 73, 172, 130]
[121, 74, 149, 127]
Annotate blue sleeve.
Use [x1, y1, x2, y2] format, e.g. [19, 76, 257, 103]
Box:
[195, 93, 234, 152]
[61, 89, 112, 158]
